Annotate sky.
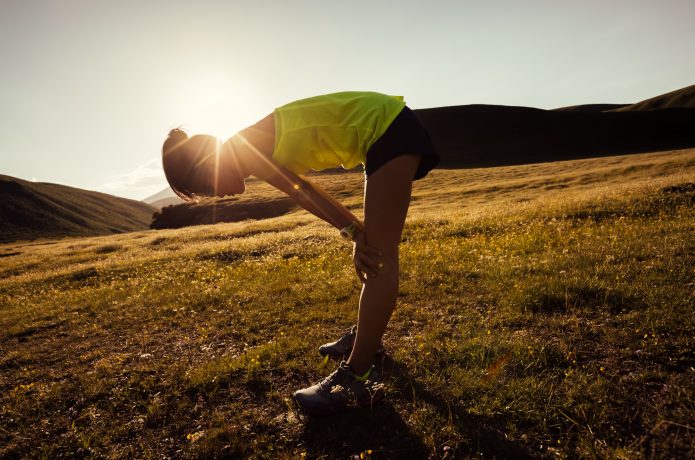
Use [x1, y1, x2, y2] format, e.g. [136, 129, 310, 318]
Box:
[1, 0, 694, 201]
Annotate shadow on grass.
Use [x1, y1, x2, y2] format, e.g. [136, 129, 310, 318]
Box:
[300, 401, 428, 459]
[383, 355, 534, 460]
[297, 355, 535, 460]
[524, 285, 644, 315]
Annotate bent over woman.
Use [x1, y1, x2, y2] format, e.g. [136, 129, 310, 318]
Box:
[162, 91, 439, 415]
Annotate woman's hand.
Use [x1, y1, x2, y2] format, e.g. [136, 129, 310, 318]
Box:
[352, 228, 382, 283]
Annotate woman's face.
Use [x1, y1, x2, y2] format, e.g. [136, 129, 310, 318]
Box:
[214, 174, 246, 196]
[209, 138, 248, 197]
[188, 136, 246, 198]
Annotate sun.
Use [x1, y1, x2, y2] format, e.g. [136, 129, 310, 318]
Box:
[171, 71, 262, 140]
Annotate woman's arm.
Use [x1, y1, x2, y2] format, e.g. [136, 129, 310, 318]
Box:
[232, 131, 357, 230]
[263, 167, 382, 281]
[263, 167, 362, 232]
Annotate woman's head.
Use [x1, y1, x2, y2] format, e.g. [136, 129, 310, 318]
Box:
[162, 128, 246, 201]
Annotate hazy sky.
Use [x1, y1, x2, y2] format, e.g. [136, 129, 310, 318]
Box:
[1, 0, 694, 200]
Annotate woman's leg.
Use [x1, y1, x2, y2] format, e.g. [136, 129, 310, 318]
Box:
[347, 154, 421, 375]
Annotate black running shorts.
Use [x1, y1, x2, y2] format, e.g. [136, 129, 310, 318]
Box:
[365, 106, 440, 180]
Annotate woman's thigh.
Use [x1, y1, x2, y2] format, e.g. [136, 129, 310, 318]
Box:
[363, 154, 421, 256]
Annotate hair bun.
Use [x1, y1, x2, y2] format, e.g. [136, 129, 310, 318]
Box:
[167, 128, 188, 143]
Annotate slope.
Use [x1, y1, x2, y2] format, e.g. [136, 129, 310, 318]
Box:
[0, 175, 156, 242]
[1, 148, 693, 458]
[415, 102, 695, 168]
[609, 83, 695, 111]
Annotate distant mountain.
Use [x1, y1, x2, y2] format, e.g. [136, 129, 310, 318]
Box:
[143, 187, 176, 205]
[0, 175, 156, 243]
[143, 186, 185, 209]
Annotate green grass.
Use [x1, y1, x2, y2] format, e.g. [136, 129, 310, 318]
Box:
[1, 149, 694, 459]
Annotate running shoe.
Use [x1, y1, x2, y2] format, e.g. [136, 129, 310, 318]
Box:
[292, 361, 385, 415]
[318, 325, 386, 360]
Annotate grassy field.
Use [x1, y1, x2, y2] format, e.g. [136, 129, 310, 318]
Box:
[1, 149, 694, 459]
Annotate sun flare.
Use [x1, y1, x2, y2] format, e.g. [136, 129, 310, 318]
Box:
[171, 71, 262, 140]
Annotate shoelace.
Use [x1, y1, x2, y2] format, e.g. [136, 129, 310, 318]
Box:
[318, 368, 343, 391]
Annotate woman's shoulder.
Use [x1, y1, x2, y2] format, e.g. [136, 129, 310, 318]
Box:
[225, 114, 275, 159]
[252, 112, 275, 134]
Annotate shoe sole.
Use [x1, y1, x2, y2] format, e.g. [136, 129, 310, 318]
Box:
[293, 391, 385, 416]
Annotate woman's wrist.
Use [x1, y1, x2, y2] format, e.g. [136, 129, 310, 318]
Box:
[339, 221, 359, 241]
[351, 225, 363, 241]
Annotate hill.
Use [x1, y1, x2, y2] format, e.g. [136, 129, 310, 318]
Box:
[609, 83, 695, 111]
[551, 103, 630, 113]
[0, 175, 156, 243]
[415, 83, 695, 168]
[413, 83, 695, 167]
[1, 148, 693, 458]
[415, 103, 695, 169]
[551, 84, 695, 113]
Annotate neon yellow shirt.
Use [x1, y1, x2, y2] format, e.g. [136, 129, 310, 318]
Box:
[272, 91, 406, 174]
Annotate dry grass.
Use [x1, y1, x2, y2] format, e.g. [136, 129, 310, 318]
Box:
[1, 148, 694, 459]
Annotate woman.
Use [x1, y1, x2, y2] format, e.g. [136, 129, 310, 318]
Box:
[162, 91, 439, 415]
